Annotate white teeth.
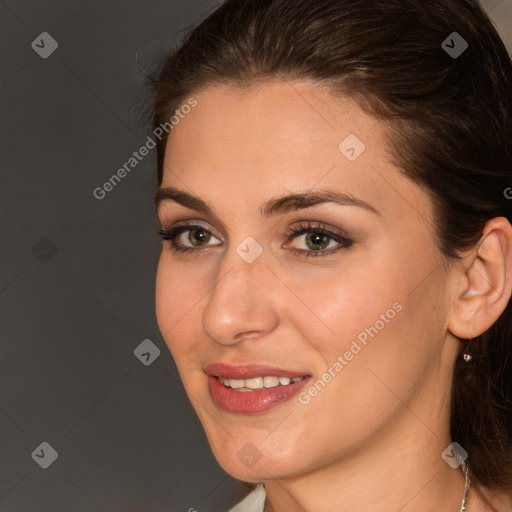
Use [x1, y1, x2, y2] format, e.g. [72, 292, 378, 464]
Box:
[227, 379, 244, 389]
[219, 375, 305, 391]
[263, 376, 280, 388]
[245, 377, 263, 389]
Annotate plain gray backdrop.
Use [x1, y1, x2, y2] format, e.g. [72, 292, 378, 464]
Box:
[1, 0, 511, 511]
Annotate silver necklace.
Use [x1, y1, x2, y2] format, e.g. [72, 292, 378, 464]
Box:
[460, 461, 471, 511]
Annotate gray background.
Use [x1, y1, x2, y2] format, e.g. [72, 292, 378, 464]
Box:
[1, 1, 511, 511]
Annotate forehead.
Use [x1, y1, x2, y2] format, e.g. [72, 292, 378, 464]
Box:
[165, 80, 374, 167]
[160, 80, 431, 222]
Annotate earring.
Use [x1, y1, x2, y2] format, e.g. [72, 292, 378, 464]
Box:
[463, 336, 473, 362]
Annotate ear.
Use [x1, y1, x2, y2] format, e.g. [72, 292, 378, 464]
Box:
[448, 217, 512, 339]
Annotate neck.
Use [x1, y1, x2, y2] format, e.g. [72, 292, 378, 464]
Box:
[263, 447, 465, 511]
[263, 407, 468, 512]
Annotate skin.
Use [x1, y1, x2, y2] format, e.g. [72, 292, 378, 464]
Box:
[155, 80, 512, 512]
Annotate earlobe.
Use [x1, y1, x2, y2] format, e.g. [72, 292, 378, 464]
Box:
[448, 217, 512, 340]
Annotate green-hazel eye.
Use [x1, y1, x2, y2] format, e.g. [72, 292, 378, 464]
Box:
[304, 231, 331, 251]
[188, 228, 211, 246]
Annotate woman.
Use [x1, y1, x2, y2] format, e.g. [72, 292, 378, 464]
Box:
[150, 0, 512, 510]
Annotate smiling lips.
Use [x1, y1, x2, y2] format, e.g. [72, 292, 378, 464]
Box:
[205, 363, 312, 414]
[205, 362, 310, 380]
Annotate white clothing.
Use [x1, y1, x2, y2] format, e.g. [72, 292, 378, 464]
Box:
[227, 483, 266, 512]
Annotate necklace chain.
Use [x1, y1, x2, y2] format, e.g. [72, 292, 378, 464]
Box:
[460, 461, 471, 512]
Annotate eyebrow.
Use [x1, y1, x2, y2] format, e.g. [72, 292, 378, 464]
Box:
[154, 186, 380, 218]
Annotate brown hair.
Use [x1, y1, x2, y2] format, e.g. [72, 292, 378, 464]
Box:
[150, 0, 512, 501]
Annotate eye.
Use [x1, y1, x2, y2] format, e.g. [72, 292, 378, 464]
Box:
[284, 221, 353, 257]
[159, 225, 221, 253]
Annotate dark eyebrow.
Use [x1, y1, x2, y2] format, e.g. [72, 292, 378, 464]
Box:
[155, 186, 380, 217]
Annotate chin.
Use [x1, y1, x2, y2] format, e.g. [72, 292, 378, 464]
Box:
[211, 441, 306, 483]
[226, 467, 266, 484]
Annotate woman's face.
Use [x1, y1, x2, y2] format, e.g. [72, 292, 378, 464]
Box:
[155, 81, 458, 482]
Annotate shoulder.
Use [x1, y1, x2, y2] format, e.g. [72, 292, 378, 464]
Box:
[227, 483, 266, 512]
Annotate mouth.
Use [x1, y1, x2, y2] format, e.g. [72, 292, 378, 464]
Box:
[216, 374, 307, 391]
[205, 363, 312, 414]
[205, 362, 310, 380]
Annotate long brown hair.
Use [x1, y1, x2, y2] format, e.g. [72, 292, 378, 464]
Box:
[150, 0, 512, 500]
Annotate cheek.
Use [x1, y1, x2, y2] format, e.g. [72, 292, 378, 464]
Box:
[311, 253, 447, 406]
[289, 264, 404, 357]
[293, 237, 441, 372]
[155, 256, 174, 338]
[155, 256, 199, 356]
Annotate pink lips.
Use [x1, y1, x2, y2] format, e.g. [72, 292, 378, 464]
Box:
[205, 363, 311, 414]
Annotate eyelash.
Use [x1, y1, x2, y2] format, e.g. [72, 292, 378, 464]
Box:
[158, 222, 353, 258]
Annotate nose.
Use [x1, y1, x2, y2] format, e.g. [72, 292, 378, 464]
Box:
[201, 246, 280, 346]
